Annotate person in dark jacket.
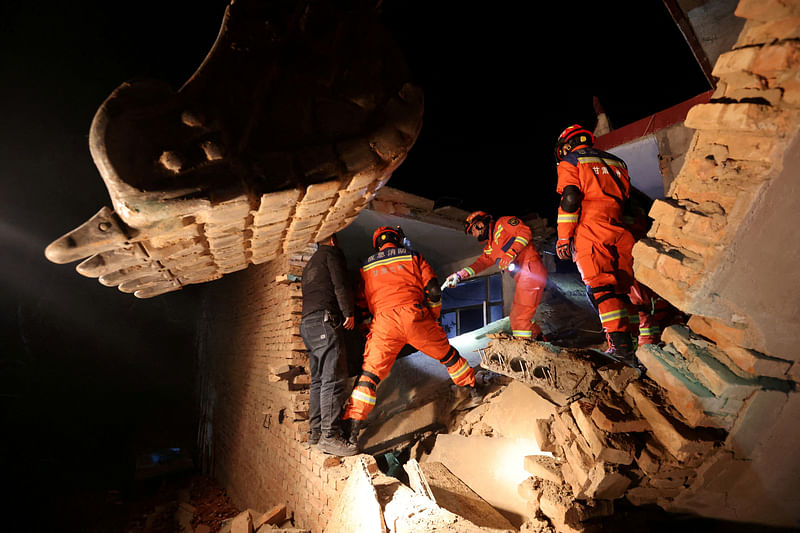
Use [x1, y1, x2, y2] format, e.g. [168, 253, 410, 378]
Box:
[300, 233, 357, 456]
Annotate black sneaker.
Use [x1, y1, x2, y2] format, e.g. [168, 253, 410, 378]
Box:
[318, 434, 358, 456]
[308, 429, 321, 446]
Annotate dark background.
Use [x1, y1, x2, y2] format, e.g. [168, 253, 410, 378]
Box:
[0, 0, 709, 527]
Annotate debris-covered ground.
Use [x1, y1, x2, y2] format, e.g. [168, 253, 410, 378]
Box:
[101, 473, 241, 532]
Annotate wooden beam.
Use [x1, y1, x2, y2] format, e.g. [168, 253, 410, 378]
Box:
[662, 0, 716, 89]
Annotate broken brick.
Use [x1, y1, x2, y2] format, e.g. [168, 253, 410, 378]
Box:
[662, 326, 762, 401]
[569, 401, 634, 465]
[590, 400, 650, 434]
[524, 455, 564, 485]
[625, 381, 715, 463]
[635, 344, 734, 430]
[584, 463, 631, 500]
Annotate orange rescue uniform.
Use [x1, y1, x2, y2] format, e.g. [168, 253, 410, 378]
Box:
[556, 148, 635, 334]
[459, 216, 548, 339]
[343, 244, 475, 422]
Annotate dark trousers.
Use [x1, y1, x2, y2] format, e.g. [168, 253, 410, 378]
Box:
[299, 310, 349, 436]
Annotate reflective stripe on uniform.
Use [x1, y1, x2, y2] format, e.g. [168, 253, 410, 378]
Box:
[494, 225, 503, 243]
[513, 330, 533, 338]
[639, 326, 660, 336]
[599, 309, 626, 323]
[447, 358, 471, 381]
[464, 266, 476, 277]
[350, 388, 376, 406]
[558, 213, 579, 223]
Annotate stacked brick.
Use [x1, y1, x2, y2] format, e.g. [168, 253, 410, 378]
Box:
[202, 252, 367, 532]
[625, 1, 800, 524]
[478, 336, 718, 531]
[631, 323, 793, 514]
[632, 0, 800, 318]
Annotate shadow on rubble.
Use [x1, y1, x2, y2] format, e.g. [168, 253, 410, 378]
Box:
[602, 501, 800, 533]
[539, 272, 606, 349]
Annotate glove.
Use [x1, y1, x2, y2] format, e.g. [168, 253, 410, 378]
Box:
[556, 238, 572, 260]
[443, 272, 462, 289]
[498, 254, 516, 271]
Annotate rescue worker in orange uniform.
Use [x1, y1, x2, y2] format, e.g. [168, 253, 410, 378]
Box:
[444, 212, 548, 340]
[554, 124, 637, 361]
[342, 226, 479, 447]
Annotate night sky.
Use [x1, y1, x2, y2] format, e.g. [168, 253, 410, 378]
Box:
[0, 0, 709, 527]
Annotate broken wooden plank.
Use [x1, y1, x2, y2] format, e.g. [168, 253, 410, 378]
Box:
[253, 504, 287, 529]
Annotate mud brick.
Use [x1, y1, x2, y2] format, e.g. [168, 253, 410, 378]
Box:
[570, 401, 634, 465]
[591, 400, 650, 434]
[625, 381, 715, 463]
[524, 455, 564, 485]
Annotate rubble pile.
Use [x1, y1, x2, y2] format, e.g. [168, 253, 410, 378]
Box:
[215, 504, 309, 533]
[473, 325, 795, 532]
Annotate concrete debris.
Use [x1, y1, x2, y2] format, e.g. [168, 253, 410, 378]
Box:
[478, 380, 558, 446]
[595, 365, 640, 395]
[480, 336, 602, 404]
[329, 456, 515, 532]
[516, 478, 614, 533]
[417, 461, 517, 531]
[524, 455, 564, 486]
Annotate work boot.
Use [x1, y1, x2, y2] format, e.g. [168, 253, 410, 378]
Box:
[606, 331, 637, 365]
[345, 420, 363, 447]
[307, 428, 321, 446]
[318, 433, 358, 457]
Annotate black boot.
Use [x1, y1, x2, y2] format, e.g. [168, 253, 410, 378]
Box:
[606, 331, 636, 364]
[346, 420, 362, 447]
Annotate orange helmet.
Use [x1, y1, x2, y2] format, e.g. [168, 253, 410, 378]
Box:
[372, 226, 405, 251]
[555, 124, 594, 161]
[464, 211, 492, 241]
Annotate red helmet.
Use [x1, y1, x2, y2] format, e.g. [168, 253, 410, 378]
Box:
[372, 226, 405, 251]
[555, 124, 594, 161]
[464, 211, 492, 241]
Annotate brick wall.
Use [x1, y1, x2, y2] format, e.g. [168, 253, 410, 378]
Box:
[199, 250, 358, 532]
[629, 0, 800, 526]
[633, 0, 800, 356]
